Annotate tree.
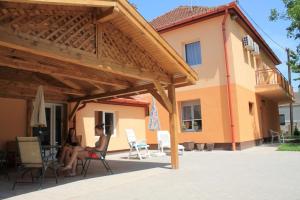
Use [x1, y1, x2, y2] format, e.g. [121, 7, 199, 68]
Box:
[270, 0, 300, 83]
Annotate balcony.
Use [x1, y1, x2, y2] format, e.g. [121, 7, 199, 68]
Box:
[255, 68, 294, 103]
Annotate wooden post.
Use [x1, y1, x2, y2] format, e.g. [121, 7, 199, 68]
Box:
[168, 84, 179, 169]
[26, 99, 33, 137]
[69, 101, 82, 122]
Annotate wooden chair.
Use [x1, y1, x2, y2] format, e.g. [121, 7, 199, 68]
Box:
[81, 133, 113, 177]
[12, 137, 59, 190]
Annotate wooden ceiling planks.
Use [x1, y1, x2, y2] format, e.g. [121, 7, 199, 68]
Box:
[0, 0, 197, 103]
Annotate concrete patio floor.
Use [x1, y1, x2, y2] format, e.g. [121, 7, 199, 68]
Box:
[1, 145, 300, 200]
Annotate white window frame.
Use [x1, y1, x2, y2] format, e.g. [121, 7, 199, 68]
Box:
[102, 111, 117, 137]
[181, 100, 202, 132]
[183, 40, 202, 68]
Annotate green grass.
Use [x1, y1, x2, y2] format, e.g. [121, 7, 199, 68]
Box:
[278, 143, 300, 152]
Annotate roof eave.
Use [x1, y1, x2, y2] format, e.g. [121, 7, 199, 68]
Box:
[0, 0, 117, 8]
[116, 0, 198, 84]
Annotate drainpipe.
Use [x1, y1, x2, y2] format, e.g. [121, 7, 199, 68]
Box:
[222, 9, 236, 151]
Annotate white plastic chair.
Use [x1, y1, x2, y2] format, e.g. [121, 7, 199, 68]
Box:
[157, 131, 184, 155]
[270, 130, 280, 144]
[125, 129, 150, 160]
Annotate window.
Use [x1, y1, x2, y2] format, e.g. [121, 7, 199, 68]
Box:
[181, 100, 202, 132]
[280, 114, 285, 125]
[249, 102, 254, 115]
[95, 111, 116, 136]
[185, 41, 202, 66]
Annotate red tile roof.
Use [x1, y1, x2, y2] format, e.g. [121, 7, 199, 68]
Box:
[151, 6, 218, 31]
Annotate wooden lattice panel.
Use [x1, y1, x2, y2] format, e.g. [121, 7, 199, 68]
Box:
[0, 7, 96, 54]
[102, 23, 168, 75]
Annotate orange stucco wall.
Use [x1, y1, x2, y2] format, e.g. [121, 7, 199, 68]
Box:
[233, 85, 280, 143]
[145, 84, 234, 145]
[144, 14, 281, 146]
[0, 97, 27, 150]
[161, 16, 227, 89]
[75, 103, 146, 151]
[145, 84, 280, 145]
[227, 17, 276, 91]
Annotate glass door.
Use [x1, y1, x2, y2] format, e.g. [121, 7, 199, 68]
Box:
[32, 103, 64, 146]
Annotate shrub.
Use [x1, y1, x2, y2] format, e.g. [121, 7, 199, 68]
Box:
[294, 126, 300, 136]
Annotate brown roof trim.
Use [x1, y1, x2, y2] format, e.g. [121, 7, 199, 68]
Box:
[155, 2, 281, 65]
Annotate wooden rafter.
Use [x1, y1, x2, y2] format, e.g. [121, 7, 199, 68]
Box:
[70, 84, 154, 102]
[0, 79, 85, 96]
[0, 87, 68, 101]
[50, 75, 82, 90]
[0, 54, 129, 88]
[0, 28, 172, 84]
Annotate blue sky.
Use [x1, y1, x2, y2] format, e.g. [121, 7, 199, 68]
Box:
[130, 0, 299, 90]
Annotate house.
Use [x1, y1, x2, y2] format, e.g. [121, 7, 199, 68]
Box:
[279, 92, 300, 133]
[0, 0, 198, 169]
[144, 2, 294, 150]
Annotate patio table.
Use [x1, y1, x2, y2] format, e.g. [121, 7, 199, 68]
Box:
[42, 145, 61, 161]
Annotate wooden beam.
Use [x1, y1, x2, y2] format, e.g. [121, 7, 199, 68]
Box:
[0, 87, 68, 101]
[70, 84, 153, 102]
[0, 78, 85, 96]
[0, 54, 129, 88]
[0, 29, 171, 84]
[2, 0, 117, 8]
[50, 75, 82, 90]
[69, 101, 81, 121]
[97, 7, 119, 23]
[26, 99, 33, 137]
[117, 0, 198, 84]
[168, 84, 179, 169]
[148, 88, 169, 112]
[153, 81, 172, 113]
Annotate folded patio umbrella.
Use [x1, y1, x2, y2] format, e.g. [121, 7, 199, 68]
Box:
[148, 97, 160, 131]
[30, 85, 47, 128]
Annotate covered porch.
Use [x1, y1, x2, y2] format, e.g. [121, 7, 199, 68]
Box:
[0, 0, 197, 169]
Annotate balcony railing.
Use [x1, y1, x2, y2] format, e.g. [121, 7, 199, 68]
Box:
[255, 68, 294, 98]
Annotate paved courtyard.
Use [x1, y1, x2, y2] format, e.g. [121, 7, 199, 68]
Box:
[1, 145, 300, 200]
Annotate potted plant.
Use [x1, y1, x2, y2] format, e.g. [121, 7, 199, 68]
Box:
[195, 143, 205, 151]
[183, 141, 195, 151]
[206, 143, 215, 151]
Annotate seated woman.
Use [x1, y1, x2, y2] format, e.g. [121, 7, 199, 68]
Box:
[61, 124, 108, 176]
[58, 128, 81, 166]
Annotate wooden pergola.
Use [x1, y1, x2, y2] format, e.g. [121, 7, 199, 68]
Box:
[0, 0, 198, 169]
